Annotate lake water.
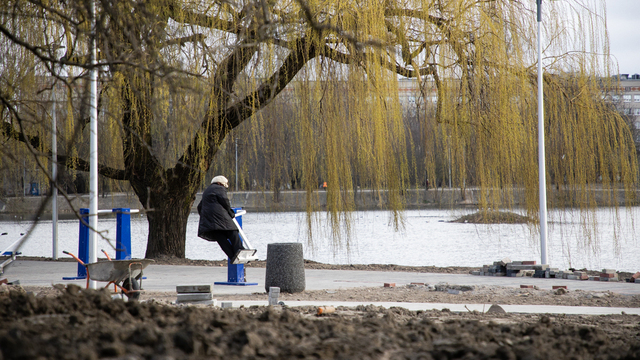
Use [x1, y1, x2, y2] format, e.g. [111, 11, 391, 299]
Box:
[1, 208, 639, 272]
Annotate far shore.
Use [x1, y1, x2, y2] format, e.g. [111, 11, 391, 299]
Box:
[2, 187, 639, 221]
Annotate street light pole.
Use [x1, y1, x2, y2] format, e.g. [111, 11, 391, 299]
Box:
[52, 83, 58, 260]
[537, 0, 549, 266]
[448, 136, 452, 188]
[88, 0, 99, 288]
[235, 138, 238, 191]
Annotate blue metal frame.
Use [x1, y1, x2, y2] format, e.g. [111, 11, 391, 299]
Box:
[214, 208, 258, 286]
[63, 208, 89, 280]
[114, 208, 132, 260]
[63, 207, 134, 280]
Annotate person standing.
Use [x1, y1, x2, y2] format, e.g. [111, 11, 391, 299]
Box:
[197, 175, 247, 264]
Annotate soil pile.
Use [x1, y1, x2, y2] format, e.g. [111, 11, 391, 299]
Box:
[2, 285, 640, 359]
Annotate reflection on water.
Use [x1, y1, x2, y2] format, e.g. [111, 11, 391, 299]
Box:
[1, 208, 639, 272]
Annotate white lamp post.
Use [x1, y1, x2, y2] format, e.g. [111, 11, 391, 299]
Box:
[537, 0, 549, 266]
[52, 82, 58, 260]
[88, 0, 99, 288]
[235, 138, 239, 191]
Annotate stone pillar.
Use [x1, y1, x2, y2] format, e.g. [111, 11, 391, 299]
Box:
[264, 243, 305, 293]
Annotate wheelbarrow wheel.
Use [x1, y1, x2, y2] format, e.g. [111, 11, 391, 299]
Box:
[122, 277, 141, 301]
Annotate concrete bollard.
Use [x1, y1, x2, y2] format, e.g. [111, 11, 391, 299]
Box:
[264, 243, 305, 293]
[268, 287, 280, 305]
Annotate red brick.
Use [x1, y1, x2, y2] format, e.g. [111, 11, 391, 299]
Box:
[552, 285, 567, 290]
[520, 285, 534, 288]
[600, 273, 616, 278]
[0, 278, 7, 285]
[593, 277, 600, 281]
[410, 282, 425, 286]
[631, 272, 640, 280]
[522, 261, 537, 265]
[384, 283, 395, 288]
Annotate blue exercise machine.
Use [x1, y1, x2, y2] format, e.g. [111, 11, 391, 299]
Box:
[214, 208, 258, 286]
[63, 208, 135, 280]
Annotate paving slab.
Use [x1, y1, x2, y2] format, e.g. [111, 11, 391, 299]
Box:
[5, 260, 640, 315]
[5, 260, 640, 296]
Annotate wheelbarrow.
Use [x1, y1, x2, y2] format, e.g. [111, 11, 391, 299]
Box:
[63, 250, 154, 300]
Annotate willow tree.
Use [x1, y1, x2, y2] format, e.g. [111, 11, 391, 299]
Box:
[1, 0, 636, 259]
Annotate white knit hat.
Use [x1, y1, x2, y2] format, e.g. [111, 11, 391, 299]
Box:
[211, 175, 229, 188]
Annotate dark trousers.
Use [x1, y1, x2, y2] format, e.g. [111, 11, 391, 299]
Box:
[200, 230, 244, 259]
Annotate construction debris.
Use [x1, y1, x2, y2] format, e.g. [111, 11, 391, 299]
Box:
[317, 306, 336, 315]
[473, 259, 629, 283]
[486, 304, 506, 314]
[176, 284, 216, 305]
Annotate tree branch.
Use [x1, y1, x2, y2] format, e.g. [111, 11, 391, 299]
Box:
[165, 0, 242, 33]
[1, 120, 128, 180]
[321, 44, 437, 78]
[57, 154, 128, 180]
[177, 38, 315, 172]
[227, 39, 316, 128]
[161, 34, 206, 48]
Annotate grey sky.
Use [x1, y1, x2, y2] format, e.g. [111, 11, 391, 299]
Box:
[606, 0, 639, 75]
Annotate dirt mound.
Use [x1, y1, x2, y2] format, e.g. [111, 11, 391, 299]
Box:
[452, 211, 534, 224]
[2, 285, 640, 359]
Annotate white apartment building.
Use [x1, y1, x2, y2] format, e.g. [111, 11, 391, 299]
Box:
[611, 74, 640, 146]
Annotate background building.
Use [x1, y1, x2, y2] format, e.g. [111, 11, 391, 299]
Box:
[611, 74, 640, 150]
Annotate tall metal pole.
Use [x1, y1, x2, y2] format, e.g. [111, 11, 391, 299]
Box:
[235, 138, 238, 191]
[45, 13, 59, 261]
[537, 0, 549, 265]
[88, 0, 99, 288]
[52, 85, 58, 260]
[448, 135, 452, 188]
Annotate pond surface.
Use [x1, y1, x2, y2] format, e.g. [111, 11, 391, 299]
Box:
[1, 208, 639, 272]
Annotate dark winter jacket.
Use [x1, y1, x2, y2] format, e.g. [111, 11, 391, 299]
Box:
[197, 183, 236, 235]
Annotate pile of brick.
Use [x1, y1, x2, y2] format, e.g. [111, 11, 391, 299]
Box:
[470, 257, 558, 278]
[471, 258, 630, 282]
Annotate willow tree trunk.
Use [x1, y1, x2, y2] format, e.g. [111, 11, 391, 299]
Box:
[130, 173, 199, 259]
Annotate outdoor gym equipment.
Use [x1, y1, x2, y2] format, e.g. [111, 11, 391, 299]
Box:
[0, 232, 24, 276]
[64, 208, 138, 280]
[214, 208, 258, 286]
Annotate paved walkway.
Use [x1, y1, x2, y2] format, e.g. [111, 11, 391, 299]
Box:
[4, 260, 640, 315]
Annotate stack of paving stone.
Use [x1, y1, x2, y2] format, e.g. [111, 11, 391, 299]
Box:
[472, 258, 559, 278]
[556, 270, 589, 280]
[176, 284, 216, 305]
[473, 260, 628, 282]
[599, 269, 619, 282]
[473, 257, 511, 276]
